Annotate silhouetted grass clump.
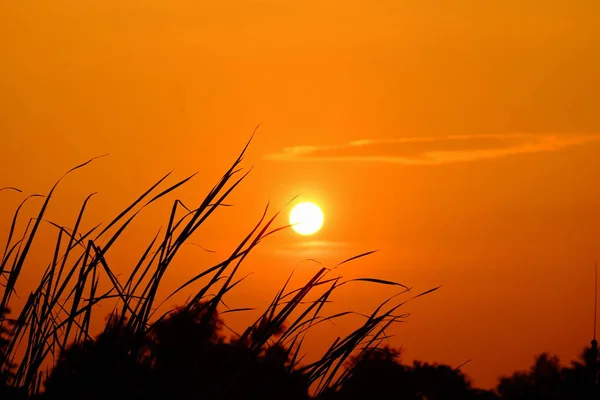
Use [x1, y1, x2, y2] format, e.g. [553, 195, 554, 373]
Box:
[0, 137, 438, 399]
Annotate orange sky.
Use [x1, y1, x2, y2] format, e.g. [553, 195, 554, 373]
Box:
[1, 0, 600, 389]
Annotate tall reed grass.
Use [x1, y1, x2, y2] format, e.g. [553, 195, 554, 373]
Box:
[0, 136, 438, 398]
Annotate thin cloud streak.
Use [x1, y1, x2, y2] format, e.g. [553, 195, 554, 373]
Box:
[269, 240, 353, 258]
[295, 240, 350, 248]
[265, 133, 600, 165]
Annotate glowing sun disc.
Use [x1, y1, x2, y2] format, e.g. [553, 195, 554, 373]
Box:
[289, 202, 324, 235]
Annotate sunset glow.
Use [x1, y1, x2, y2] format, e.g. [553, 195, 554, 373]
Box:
[1, 0, 599, 394]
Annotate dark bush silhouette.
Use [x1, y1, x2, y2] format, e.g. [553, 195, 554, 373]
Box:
[318, 346, 498, 400]
[42, 303, 309, 400]
[38, 320, 600, 400]
[146, 303, 308, 400]
[496, 346, 599, 400]
[43, 313, 150, 400]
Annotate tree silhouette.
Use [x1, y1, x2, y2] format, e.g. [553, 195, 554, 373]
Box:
[43, 312, 150, 399]
[318, 346, 497, 400]
[42, 303, 308, 400]
[496, 347, 600, 400]
[14, 295, 600, 400]
[318, 346, 412, 399]
[18, 308, 600, 400]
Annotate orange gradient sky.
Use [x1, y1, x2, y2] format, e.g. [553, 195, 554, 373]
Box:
[1, 0, 600, 388]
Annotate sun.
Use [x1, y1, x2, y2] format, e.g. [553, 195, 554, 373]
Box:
[289, 202, 324, 235]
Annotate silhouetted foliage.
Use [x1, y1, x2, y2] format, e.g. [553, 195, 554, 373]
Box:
[42, 303, 308, 400]
[3, 142, 599, 399]
[43, 313, 150, 400]
[36, 319, 600, 400]
[318, 346, 497, 400]
[1, 141, 442, 398]
[497, 346, 600, 400]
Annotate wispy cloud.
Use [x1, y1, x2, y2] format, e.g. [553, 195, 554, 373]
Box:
[265, 133, 600, 165]
[269, 240, 353, 259]
[294, 240, 350, 248]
